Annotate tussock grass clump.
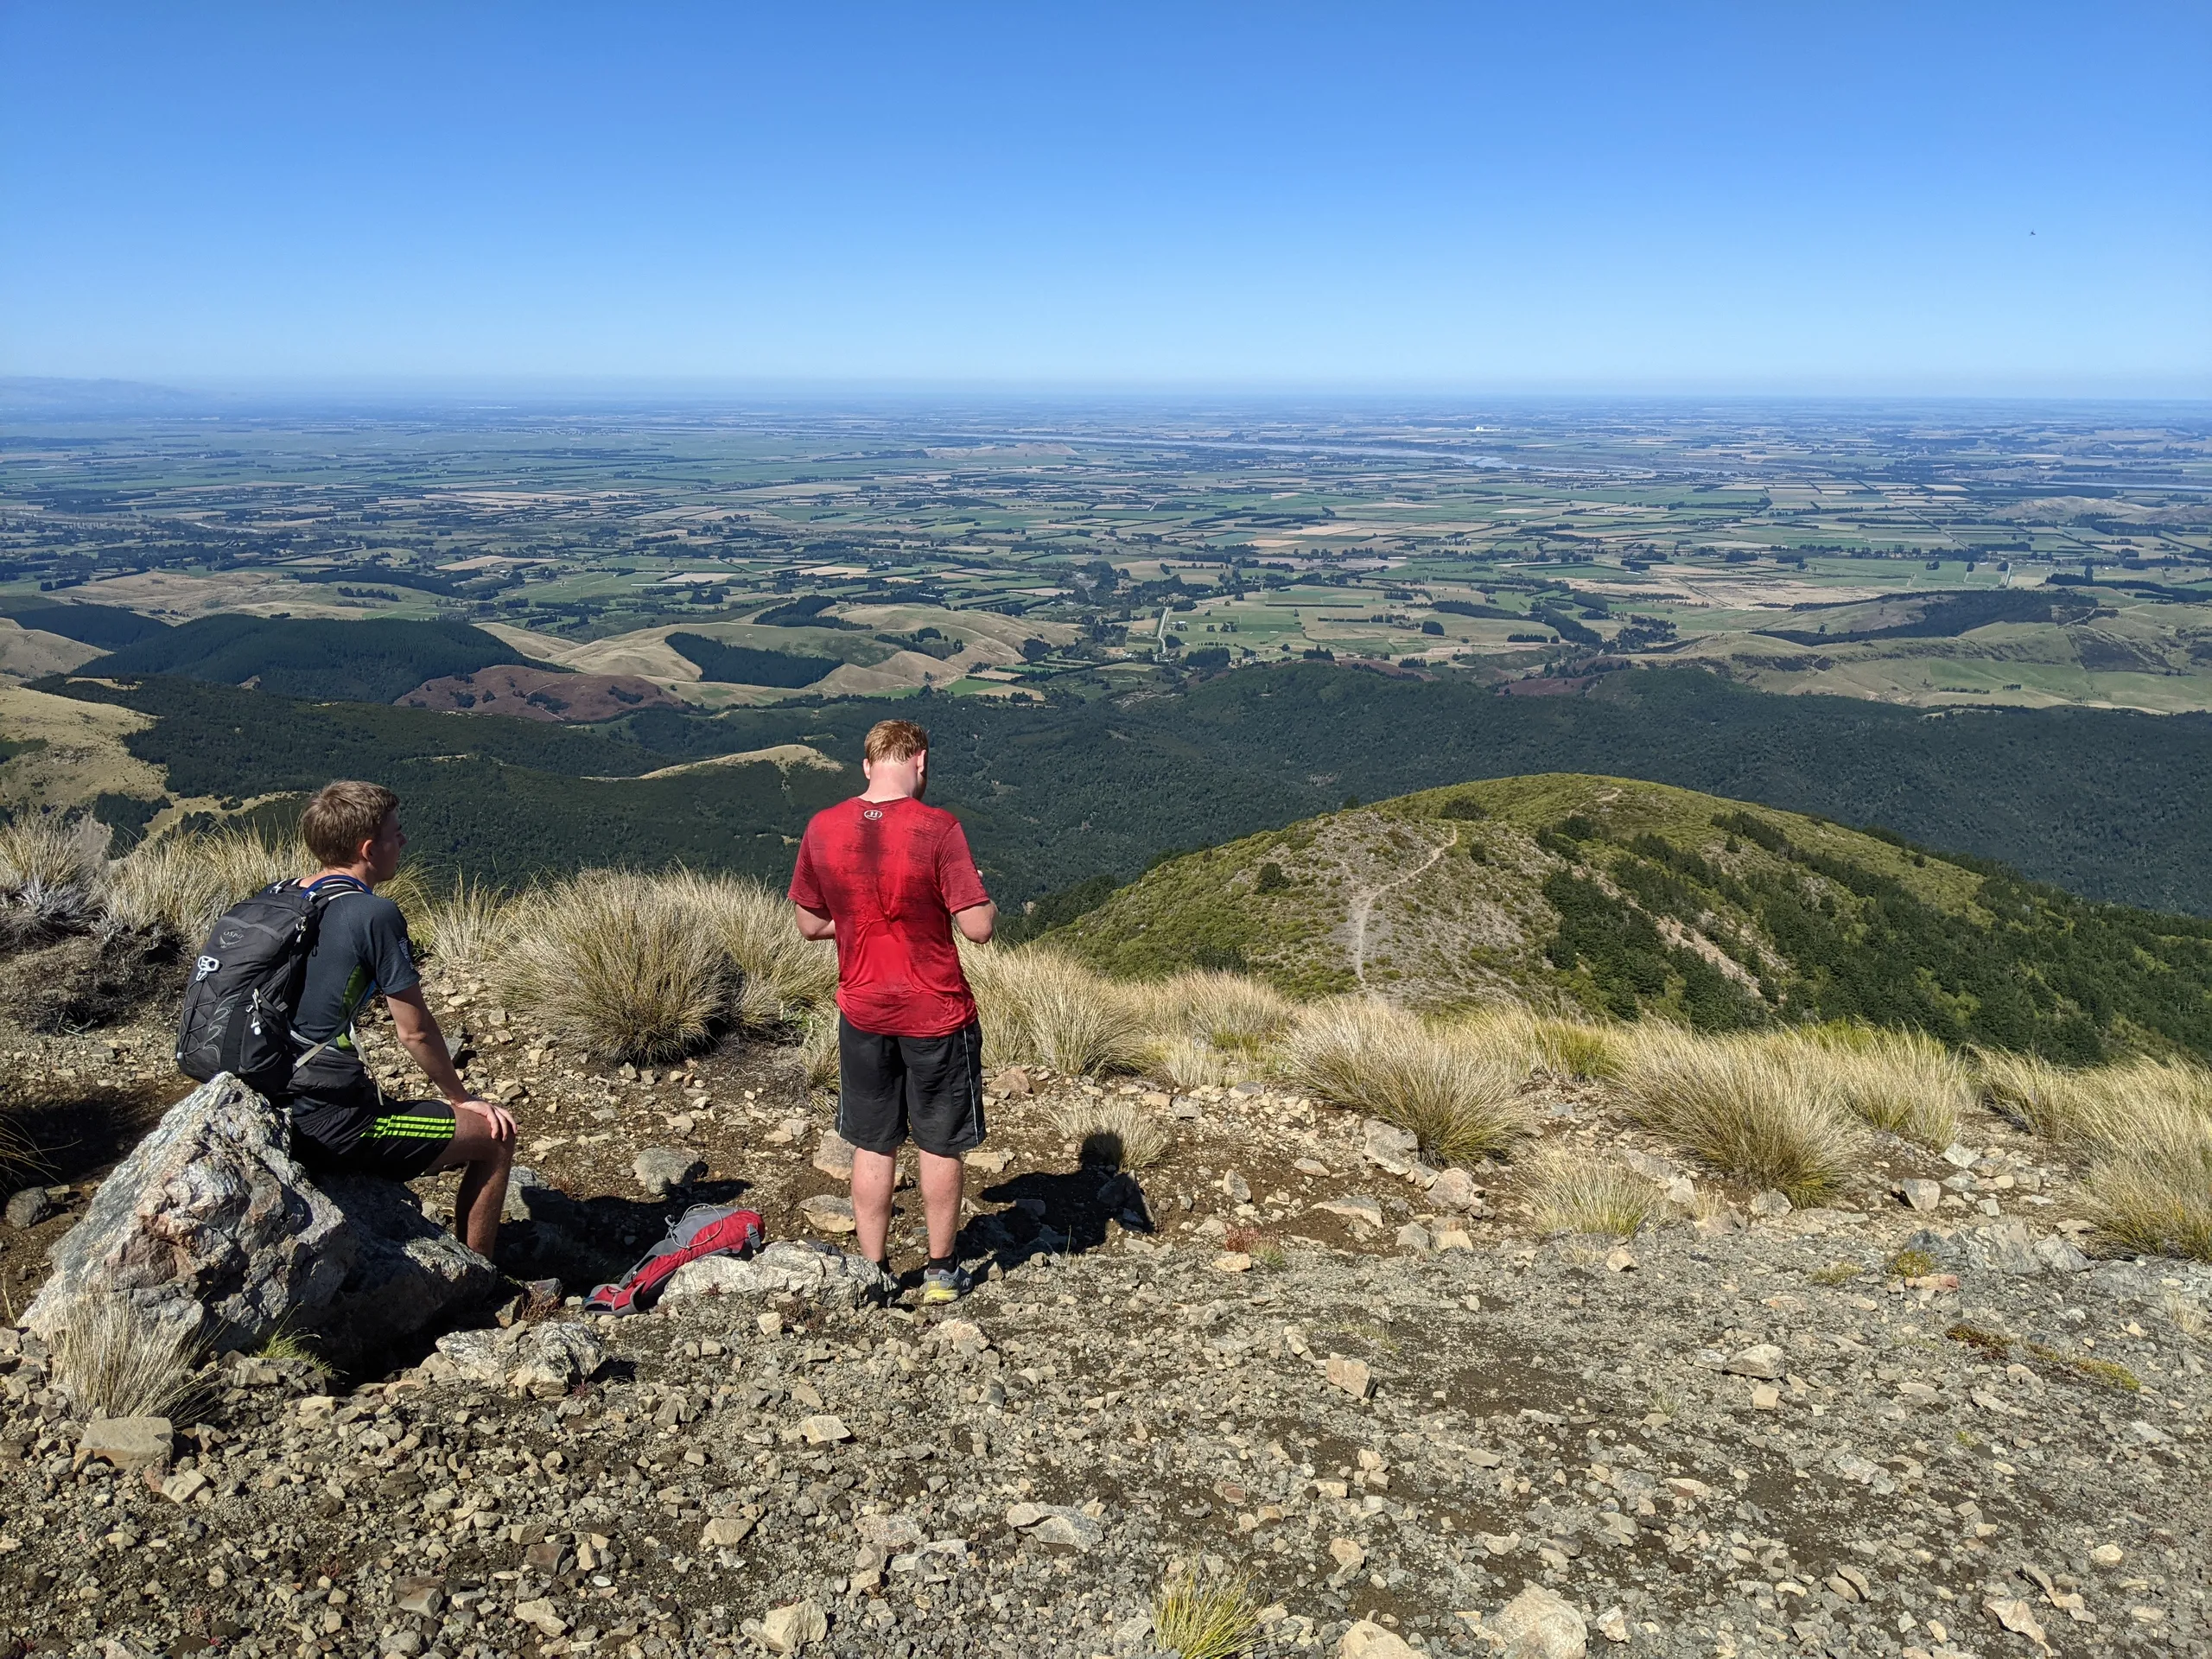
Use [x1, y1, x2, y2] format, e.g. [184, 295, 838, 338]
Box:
[1131, 971, 1295, 1090]
[103, 827, 302, 944]
[2084, 1103, 2212, 1262]
[52, 1297, 204, 1420]
[962, 943, 1147, 1075]
[1974, 1047, 2087, 1141]
[663, 869, 838, 1027]
[1619, 1025, 1865, 1205]
[1979, 1051, 2212, 1261]
[1775, 1023, 1969, 1148]
[798, 1011, 841, 1093]
[1130, 971, 1295, 1089]
[0, 811, 110, 931]
[1521, 1145, 1662, 1238]
[1281, 997, 1534, 1166]
[498, 871, 729, 1061]
[1052, 1096, 1169, 1172]
[1456, 1004, 1629, 1081]
[1151, 1560, 1264, 1659]
[407, 873, 513, 979]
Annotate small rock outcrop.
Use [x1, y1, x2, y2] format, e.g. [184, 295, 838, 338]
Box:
[23, 1074, 498, 1369]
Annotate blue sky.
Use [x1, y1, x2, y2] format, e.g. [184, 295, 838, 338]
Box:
[2, 3, 2206, 391]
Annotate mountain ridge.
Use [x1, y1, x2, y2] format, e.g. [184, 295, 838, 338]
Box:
[1048, 772, 2212, 1063]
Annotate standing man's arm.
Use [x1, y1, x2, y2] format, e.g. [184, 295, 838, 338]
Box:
[937, 820, 995, 943]
[789, 828, 836, 940]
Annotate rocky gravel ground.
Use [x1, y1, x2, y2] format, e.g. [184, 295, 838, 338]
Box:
[1, 977, 2208, 1659]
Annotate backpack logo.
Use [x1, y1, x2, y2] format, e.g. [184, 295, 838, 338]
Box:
[217, 925, 245, 948]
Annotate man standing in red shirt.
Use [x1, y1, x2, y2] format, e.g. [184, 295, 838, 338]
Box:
[789, 718, 996, 1304]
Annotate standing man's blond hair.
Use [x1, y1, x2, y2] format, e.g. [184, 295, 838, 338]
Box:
[789, 721, 996, 1303]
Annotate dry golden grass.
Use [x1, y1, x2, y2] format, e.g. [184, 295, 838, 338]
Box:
[408, 873, 513, 980]
[662, 868, 838, 1027]
[961, 942, 1147, 1075]
[798, 1010, 841, 1092]
[1520, 1145, 1663, 1238]
[2070, 1065, 2212, 1261]
[1618, 1025, 1865, 1205]
[1772, 1024, 1968, 1147]
[51, 1296, 204, 1420]
[102, 826, 302, 943]
[498, 871, 729, 1061]
[1051, 1096, 1170, 1172]
[1131, 971, 1296, 1089]
[1152, 1560, 1264, 1659]
[1454, 1004, 1629, 1081]
[1974, 1046, 2084, 1140]
[1281, 997, 1534, 1166]
[0, 810, 109, 925]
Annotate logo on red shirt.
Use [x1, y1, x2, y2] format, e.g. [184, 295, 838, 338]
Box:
[862, 808, 883, 821]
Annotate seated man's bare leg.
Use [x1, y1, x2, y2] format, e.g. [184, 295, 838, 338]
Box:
[431, 1102, 515, 1258]
[852, 1147, 897, 1266]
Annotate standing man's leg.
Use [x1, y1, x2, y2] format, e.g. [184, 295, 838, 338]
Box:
[838, 1016, 906, 1281]
[916, 1150, 964, 1262]
[852, 1147, 898, 1266]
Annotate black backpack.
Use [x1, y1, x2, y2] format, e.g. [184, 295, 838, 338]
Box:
[175, 877, 361, 1096]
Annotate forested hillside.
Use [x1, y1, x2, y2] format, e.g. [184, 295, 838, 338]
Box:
[42, 662, 2212, 914]
[1049, 774, 2212, 1064]
[91, 615, 525, 702]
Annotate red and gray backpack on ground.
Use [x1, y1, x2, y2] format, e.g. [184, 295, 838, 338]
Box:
[584, 1205, 766, 1317]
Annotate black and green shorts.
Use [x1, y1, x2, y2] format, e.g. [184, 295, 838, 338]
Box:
[286, 1078, 457, 1181]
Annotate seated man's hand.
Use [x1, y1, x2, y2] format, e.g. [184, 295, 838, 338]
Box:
[456, 1098, 518, 1144]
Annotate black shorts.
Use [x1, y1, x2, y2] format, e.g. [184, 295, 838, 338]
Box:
[836, 1014, 986, 1159]
[285, 1075, 458, 1181]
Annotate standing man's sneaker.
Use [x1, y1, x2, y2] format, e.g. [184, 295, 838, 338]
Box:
[919, 1260, 974, 1304]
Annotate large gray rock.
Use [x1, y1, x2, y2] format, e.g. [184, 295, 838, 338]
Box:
[661, 1238, 880, 1307]
[24, 1074, 498, 1370]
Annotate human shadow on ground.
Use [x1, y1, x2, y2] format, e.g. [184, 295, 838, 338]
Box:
[965, 1163, 1152, 1268]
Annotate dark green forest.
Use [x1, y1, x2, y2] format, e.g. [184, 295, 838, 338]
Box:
[665, 634, 839, 687]
[0, 598, 171, 646]
[90, 615, 525, 702]
[1537, 810, 2212, 1061]
[50, 662, 2212, 915]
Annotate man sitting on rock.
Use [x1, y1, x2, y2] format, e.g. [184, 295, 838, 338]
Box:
[283, 780, 516, 1257]
[789, 719, 995, 1304]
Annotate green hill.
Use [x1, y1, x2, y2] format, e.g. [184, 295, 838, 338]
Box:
[93, 614, 525, 703]
[1047, 774, 2212, 1065]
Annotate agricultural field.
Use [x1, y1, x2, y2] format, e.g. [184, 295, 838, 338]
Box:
[1, 395, 2207, 713]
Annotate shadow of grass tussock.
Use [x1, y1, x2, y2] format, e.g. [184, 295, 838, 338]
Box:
[1281, 997, 1534, 1166]
[1521, 1145, 1664, 1238]
[1618, 1025, 1865, 1205]
[497, 871, 731, 1061]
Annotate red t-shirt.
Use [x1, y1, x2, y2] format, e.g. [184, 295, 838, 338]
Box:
[787, 795, 991, 1037]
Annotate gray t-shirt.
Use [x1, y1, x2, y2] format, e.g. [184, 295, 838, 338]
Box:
[289, 876, 420, 1091]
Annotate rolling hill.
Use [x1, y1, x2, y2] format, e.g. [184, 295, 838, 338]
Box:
[93, 614, 524, 703]
[1046, 773, 2212, 1064]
